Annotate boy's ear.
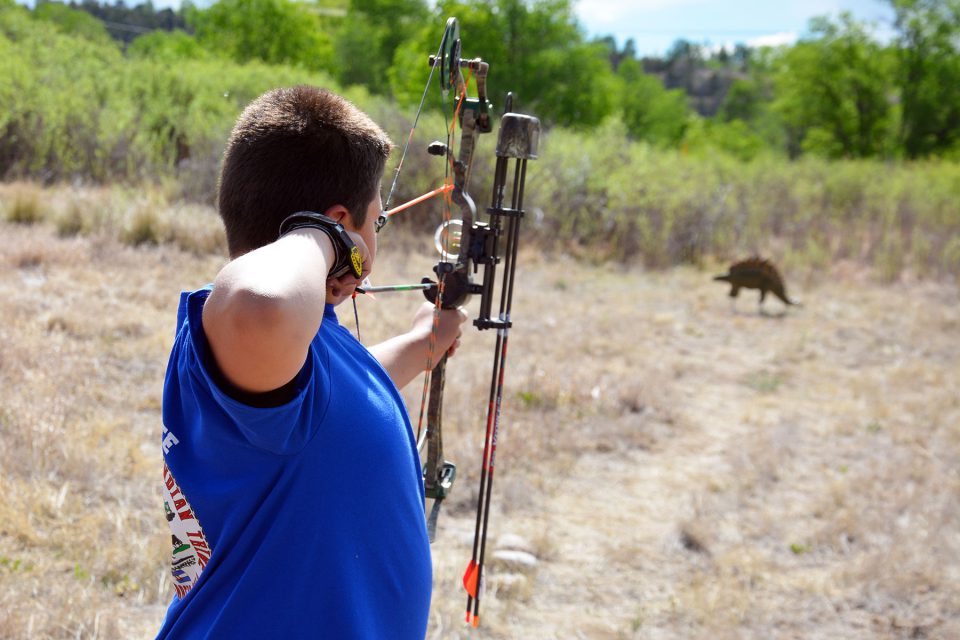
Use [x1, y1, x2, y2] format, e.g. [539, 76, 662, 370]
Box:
[324, 205, 351, 228]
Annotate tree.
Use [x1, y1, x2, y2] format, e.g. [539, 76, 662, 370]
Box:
[617, 57, 690, 146]
[595, 34, 636, 71]
[68, 0, 189, 45]
[666, 38, 701, 65]
[34, 0, 112, 44]
[714, 53, 785, 153]
[888, 0, 960, 158]
[390, 0, 617, 128]
[127, 28, 206, 61]
[731, 44, 751, 70]
[186, 0, 334, 72]
[717, 78, 762, 123]
[532, 40, 618, 128]
[773, 13, 895, 158]
[334, 0, 429, 91]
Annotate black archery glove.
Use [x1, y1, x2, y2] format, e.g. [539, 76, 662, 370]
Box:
[278, 212, 363, 279]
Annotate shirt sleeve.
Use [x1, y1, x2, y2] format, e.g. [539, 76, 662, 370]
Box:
[177, 287, 330, 455]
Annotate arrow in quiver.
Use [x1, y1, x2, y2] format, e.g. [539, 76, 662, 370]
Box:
[461, 101, 540, 628]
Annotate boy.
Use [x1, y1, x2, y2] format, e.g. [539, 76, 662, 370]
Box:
[156, 86, 466, 638]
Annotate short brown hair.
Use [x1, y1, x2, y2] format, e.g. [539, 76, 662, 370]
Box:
[218, 86, 392, 256]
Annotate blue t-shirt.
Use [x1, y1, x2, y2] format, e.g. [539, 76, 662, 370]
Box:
[156, 288, 431, 639]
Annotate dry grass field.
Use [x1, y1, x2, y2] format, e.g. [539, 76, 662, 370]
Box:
[1, 203, 958, 638]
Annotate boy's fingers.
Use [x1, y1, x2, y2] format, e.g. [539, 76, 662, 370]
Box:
[446, 337, 461, 357]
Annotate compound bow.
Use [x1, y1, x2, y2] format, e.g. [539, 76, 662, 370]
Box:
[371, 17, 540, 627]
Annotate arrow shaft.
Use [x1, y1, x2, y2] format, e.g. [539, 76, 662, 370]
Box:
[356, 283, 434, 294]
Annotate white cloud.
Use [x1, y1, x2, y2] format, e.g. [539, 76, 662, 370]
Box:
[746, 31, 798, 48]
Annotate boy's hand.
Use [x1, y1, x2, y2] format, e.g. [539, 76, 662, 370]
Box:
[411, 302, 468, 359]
[326, 230, 372, 305]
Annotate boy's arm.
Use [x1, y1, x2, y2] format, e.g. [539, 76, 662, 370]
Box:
[370, 303, 467, 390]
[201, 229, 340, 394]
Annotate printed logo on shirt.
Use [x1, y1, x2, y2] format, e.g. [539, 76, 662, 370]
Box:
[162, 463, 212, 599]
[162, 425, 179, 453]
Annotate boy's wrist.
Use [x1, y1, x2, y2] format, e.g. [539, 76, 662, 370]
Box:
[278, 212, 363, 279]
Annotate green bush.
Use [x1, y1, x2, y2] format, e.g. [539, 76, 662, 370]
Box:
[0, 4, 339, 184]
[529, 123, 960, 277]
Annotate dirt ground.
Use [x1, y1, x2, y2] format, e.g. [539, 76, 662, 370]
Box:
[1, 222, 958, 639]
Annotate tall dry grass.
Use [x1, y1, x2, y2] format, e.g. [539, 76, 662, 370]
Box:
[0, 182, 226, 255]
[528, 122, 960, 281]
[4, 139, 960, 286]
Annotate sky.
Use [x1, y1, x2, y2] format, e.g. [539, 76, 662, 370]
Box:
[573, 0, 896, 55]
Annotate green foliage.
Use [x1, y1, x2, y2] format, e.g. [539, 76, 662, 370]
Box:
[386, 24, 438, 108]
[6, 0, 960, 163]
[533, 40, 617, 128]
[63, 0, 188, 45]
[617, 58, 690, 146]
[335, 0, 429, 91]
[773, 13, 896, 158]
[717, 79, 763, 123]
[2, 0, 960, 282]
[0, 3, 125, 180]
[528, 123, 960, 277]
[33, 0, 111, 44]
[0, 3, 339, 185]
[683, 119, 767, 162]
[413, 0, 616, 127]
[594, 33, 637, 71]
[186, 0, 335, 71]
[127, 30, 208, 61]
[889, 0, 960, 158]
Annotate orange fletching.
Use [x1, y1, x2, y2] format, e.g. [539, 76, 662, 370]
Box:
[462, 560, 478, 597]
